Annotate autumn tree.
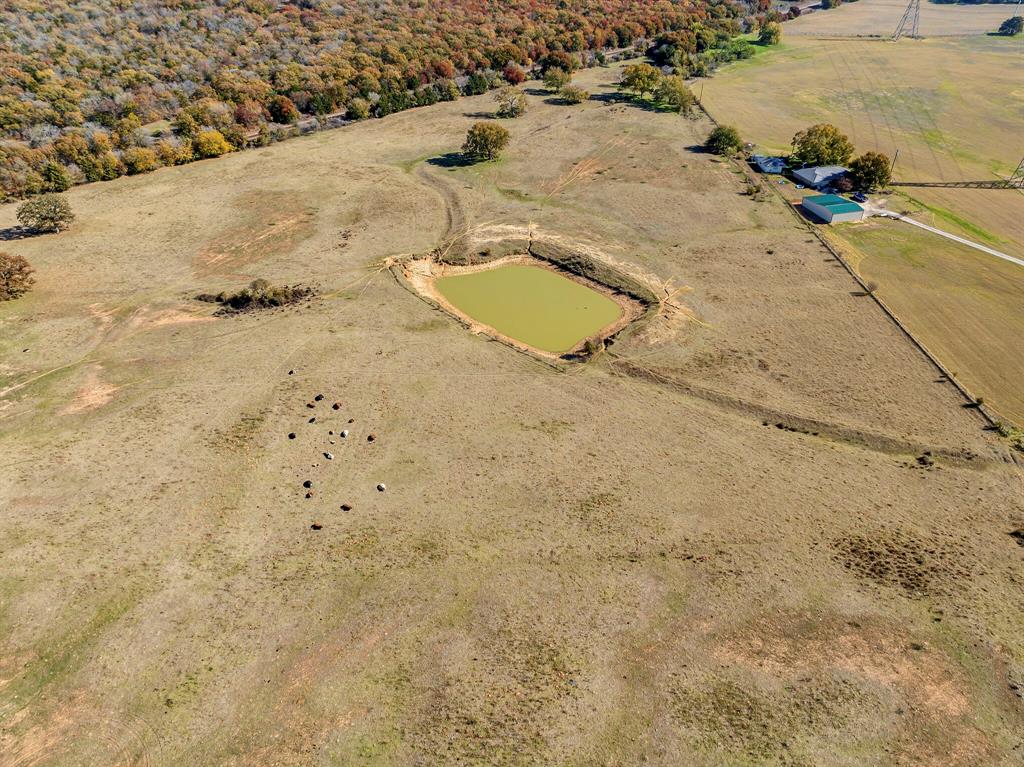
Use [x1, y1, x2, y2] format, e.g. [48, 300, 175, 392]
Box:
[16, 194, 74, 232]
[194, 130, 232, 159]
[462, 122, 510, 162]
[848, 152, 892, 191]
[494, 87, 527, 118]
[620, 63, 662, 99]
[791, 123, 854, 167]
[0, 252, 34, 300]
[269, 95, 300, 124]
[759, 21, 782, 45]
[655, 76, 696, 115]
[122, 147, 162, 175]
[502, 64, 526, 85]
[705, 125, 743, 156]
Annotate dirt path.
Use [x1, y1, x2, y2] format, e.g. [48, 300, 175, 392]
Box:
[873, 210, 1024, 268]
[414, 163, 468, 258]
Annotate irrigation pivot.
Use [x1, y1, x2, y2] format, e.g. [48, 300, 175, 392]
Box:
[893, 0, 921, 40]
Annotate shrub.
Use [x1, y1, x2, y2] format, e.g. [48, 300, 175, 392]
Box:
[543, 67, 571, 92]
[494, 87, 527, 118]
[16, 194, 74, 232]
[759, 21, 782, 45]
[998, 17, 1023, 36]
[347, 98, 370, 120]
[705, 125, 743, 156]
[791, 123, 854, 167]
[122, 147, 162, 175]
[172, 112, 199, 139]
[463, 71, 492, 96]
[559, 85, 590, 104]
[849, 151, 892, 191]
[193, 130, 232, 159]
[462, 122, 510, 161]
[0, 252, 35, 300]
[41, 161, 72, 192]
[201, 279, 314, 314]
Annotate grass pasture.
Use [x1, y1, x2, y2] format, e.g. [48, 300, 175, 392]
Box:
[830, 217, 1024, 424]
[1, 62, 1022, 765]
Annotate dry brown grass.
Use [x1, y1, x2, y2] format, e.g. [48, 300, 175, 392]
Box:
[0, 61, 1021, 765]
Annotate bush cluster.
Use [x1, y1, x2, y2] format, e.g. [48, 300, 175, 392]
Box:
[199, 280, 315, 314]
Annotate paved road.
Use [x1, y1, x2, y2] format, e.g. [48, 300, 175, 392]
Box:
[870, 209, 1024, 269]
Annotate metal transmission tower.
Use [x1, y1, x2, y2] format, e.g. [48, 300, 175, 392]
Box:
[890, 157, 1024, 190]
[893, 0, 921, 40]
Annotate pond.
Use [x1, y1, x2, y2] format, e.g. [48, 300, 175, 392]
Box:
[434, 263, 623, 354]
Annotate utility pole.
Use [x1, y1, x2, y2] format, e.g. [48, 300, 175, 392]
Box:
[893, 0, 921, 40]
[889, 148, 900, 179]
[1009, 157, 1024, 189]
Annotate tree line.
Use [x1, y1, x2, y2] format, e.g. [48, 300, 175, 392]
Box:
[0, 0, 773, 201]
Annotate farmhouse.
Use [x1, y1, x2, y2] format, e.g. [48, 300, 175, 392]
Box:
[792, 165, 848, 190]
[751, 154, 787, 174]
[802, 194, 865, 224]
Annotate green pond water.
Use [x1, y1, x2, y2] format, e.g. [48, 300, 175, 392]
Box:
[435, 264, 623, 354]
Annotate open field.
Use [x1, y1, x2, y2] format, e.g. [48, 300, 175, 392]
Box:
[786, 0, 1018, 37]
[829, 217, 1024, 424]
[1, 62, 1023, 765]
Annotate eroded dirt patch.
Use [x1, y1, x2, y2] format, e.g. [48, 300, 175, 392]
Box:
[60, 365, 119, 415]
[700, 611, 996, 766]
[193, 192, 315, 278]
[831, 527, 976, 598]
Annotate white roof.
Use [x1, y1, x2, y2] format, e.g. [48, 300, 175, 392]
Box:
[792, 166, 848, 184]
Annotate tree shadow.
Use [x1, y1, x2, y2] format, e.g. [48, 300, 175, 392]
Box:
[462, 111, 495, 120]
[523, 87, 548, 97]
[427, 152, 474, 168]
[542, 96, 591, 106]
[589, 91, 631, 106]
[0, 226, 33, 241]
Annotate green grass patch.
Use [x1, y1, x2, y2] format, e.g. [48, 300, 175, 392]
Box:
[3, 583, 147, 714]
[912, 198, 1003, 244]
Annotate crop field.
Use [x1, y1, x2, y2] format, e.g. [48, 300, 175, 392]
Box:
[1, 62, 1023, 765]
[786, 0, 1017, 37]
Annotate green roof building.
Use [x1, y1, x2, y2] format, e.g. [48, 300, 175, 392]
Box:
[802, 194, 865, 224]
